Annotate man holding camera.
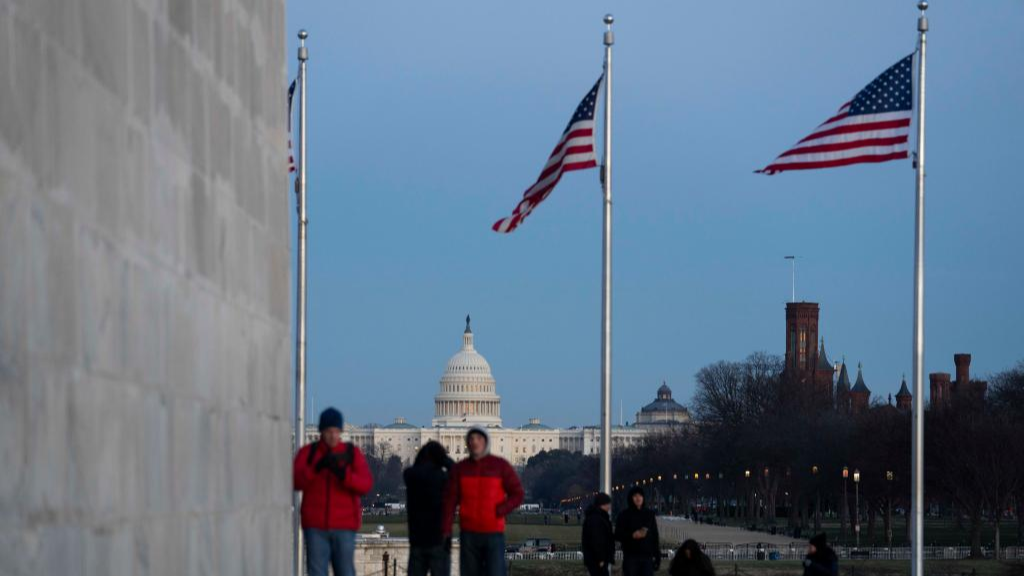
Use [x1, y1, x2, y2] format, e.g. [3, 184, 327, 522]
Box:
[294, 407, 374, 576]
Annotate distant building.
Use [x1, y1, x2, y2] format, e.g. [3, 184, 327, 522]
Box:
[929, 353, 987, 410]
[635, 383, 691, 428]
[780, 301, 910, 414]
[306, 317, 665, 466]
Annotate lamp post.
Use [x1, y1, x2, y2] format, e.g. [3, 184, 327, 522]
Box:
[886, 471, 894, 547]
[812, 465, 821, 532]
[745, 469, 751, 523]
[853, 468, 861, 548]
[842, 466, 849, 543]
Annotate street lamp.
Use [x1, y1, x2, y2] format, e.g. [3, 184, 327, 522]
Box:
[885, 471, 894, 547]
[842, 466, 849, 543]
[812, 465, 821, 532]
[744, 470, 751, 522]
[853, 468, 861, 548]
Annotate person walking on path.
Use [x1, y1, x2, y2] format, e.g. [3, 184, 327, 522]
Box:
[669, 539, 715, 576]
[582, 492, 615, 576]
[405, 441, 456, 576]
[442, 426, 524, 576]
[293, 407, 374, 576]
[615, 486, 661, 576]
[802, 533, 838, 576]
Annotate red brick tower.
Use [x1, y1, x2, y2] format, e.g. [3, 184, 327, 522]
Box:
[782, 303, 833, 406]
[929, 372, 952, 410]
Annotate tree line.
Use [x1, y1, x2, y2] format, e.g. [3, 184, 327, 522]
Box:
[524, 355, 1024, 559]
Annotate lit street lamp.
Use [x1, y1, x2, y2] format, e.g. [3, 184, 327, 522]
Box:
[853, 468, 861, 548]
[842, 466, 849, 543]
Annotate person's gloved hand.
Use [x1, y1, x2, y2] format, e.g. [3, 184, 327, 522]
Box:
[336, 448, 353, 467]
[330, 461, 347, 482]
[315, 452, 337, 473]
[803, 559, 813, 568]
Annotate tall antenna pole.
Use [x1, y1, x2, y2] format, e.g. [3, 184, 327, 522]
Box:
[784, 255, 796, 302]
[910, 3, 928, 576]
[599, 13, 615, 497]
[293, 28, 309, 576]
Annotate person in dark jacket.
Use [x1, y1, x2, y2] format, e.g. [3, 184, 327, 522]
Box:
[582, 493, 615, 576]
[405, 441, 456, 576]
[802, 533, 838, 576]
[669, 539, 715, 576]
[615, 487, 661, 576]
[293, 407, 374, 576]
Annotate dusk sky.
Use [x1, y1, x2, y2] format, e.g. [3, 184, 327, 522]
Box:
[285, 1, 1024, 429]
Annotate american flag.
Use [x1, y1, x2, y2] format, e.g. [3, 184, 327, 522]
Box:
[757, 54, 914, 175]
[287, 78, 297, 173]
[492, 76, 602, 233]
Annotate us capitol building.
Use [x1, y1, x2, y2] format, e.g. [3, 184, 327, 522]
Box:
[306, 317, 691, 467]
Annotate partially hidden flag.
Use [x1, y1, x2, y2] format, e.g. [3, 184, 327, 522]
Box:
[756, 54, 914, 175]
[492, 76, 602, 233]
[288, 78, 297, 173]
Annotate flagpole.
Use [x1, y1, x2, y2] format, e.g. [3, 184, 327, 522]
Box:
[599, 14, 614, 498]
[910, 4, 928, 576]
[293, 28, 309, 576]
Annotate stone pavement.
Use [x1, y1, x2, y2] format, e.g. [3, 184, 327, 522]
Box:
[658, 517, 808, 546]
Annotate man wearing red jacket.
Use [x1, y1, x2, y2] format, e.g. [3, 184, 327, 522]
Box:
[294, 407, 373, 576]
[442, 426, 524, 576]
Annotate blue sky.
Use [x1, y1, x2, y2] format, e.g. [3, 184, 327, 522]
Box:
[285, 1, 1024, 429]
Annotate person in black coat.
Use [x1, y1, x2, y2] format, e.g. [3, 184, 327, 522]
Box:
[802, 533, 838, 576]
[405, 441, 455, 576]
[669, 539, 715, 576]
[582, 493, 615, 576]
[615, 487, 661, 576]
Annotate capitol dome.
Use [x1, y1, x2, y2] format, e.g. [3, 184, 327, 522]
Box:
[432, 316, 502, 428]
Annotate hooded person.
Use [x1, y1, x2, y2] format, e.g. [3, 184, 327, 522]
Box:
[442, 426, 524, 576]
[615, 486, 661, 576]
[405, 441, 456, 576]
[293, 407, 374, 576]
[582, 492, 615, 576]
[802, 533, 838, 576]
[669, 539, 715, 576]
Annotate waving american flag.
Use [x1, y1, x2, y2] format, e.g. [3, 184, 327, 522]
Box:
[757, 54, 914, 175]
[492, 76, 602, 233]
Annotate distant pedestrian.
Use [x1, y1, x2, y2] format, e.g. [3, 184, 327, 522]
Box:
[565, 512, 571, 525]
[615, 487, 661, 576]
[802, 533, 838, 576]
[669, 539, 715, 576]
[582, 493, 615, 576]
[544, 513, 550, 526]
[293, 407, 374, 576]
[442, 426, 524, 576]
[405, 441, 456, 576]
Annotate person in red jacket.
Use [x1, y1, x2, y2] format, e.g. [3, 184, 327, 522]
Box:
[294, 407, 373, 576]
[442, 426, 524, 576]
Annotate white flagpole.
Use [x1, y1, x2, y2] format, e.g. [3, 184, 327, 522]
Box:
[599, 14, 614, 497]
[910, 3, 928, 576]
[293, 28, 309, 576]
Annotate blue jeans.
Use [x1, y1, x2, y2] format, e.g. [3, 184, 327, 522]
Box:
[305, 529, 355, 576]
[459, 531, 506, 576]
[408, 544, 451, 576]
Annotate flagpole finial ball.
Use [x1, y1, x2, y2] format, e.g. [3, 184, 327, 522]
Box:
[298, 29, 308, 40]
[604, 14, 614, 25]
[917, 1, 927, 11]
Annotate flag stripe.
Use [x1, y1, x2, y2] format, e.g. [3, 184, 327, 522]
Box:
[764, 151, 908, 172]
[779, 136, 909, 158]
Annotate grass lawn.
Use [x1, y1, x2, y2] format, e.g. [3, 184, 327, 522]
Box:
[504, 560, 1024, 576]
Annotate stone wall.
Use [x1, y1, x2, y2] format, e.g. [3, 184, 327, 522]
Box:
[0, 0, 291, 574]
